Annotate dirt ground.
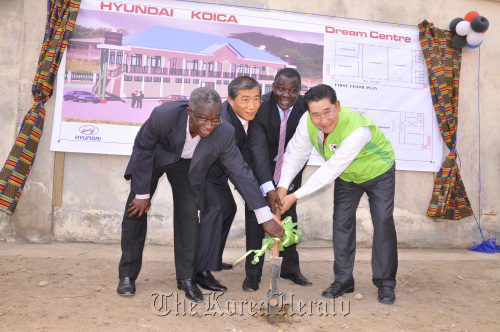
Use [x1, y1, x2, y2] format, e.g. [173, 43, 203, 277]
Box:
[0, 243, 499, 332]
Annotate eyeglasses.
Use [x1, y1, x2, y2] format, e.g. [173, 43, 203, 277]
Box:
[191, 111, 223, 127]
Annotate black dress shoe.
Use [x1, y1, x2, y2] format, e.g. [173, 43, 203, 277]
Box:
[321, 282, 355, 298]
[195, 271, 227, 292]
[242, 275, 261, 292]
[280, 272, 313, 286]
[177, 279, 204, 303]
[378, 286, 396, 304]
[221, 263, 233, 270]
[117, 277, 135, 296]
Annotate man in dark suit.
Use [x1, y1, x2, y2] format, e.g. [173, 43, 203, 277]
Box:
[137, 91, 144, 109]
[195, 76, 263, 292]
[244, 68, 312, 291]
[131, 91, 137, 108]
[117, 87, 283, 303]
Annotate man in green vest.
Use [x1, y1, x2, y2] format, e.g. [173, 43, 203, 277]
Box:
[277, 84, 398, 304]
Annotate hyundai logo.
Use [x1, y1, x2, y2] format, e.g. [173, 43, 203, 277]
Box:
[79, 125, 99, 135]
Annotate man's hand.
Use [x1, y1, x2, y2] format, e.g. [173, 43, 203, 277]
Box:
[276, 186, 288, 200]
[280, 194, 298, 214]
[266, 190, 282, 211]
[127, 198, 151, 218]
[262, 214, 284, 240]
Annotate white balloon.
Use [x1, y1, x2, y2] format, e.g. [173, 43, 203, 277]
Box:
[466, 31, 484, 46]
[455, 20, 472, 36]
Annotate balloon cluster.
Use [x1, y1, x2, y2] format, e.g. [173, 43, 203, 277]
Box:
[449, 11, 489, 50]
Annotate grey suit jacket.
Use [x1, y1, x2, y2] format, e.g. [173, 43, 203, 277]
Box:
[124, 101, 266, 211]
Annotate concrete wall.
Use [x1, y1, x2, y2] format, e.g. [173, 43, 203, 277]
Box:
[1, 0, 499, 248]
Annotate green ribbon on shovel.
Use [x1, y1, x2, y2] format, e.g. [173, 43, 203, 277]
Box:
[232, 216, 304, 266]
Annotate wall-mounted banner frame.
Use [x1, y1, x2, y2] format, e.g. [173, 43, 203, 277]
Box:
[51, 0, 442, 172]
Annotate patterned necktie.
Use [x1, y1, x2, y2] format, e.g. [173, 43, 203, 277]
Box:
[274, 109, 290, 185]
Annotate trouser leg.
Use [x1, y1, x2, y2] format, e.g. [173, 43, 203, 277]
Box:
[196, 179, 236, 272]
[166, 159, 200, 280]
[118, 167, 163, 278]
[332, 178, 364, 284]
[244, 206, 265, 276]
[218, 182, 237, 264]
[363, 164, 398, 288]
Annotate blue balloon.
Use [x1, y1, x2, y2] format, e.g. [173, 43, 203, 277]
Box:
[467, 40, 483, 49]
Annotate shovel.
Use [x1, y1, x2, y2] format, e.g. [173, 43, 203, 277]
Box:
[267, 208, 283, 324]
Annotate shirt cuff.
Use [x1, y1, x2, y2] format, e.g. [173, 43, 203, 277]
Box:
[260, 181, 275, 196]
[292, 188, 305, 200]
[254, 206, 274, 224]
[135, 194, 150, 199]
[277, 178, 291, 191]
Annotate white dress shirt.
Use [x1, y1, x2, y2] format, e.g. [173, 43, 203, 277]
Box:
[235, 114, 248, 133]
[180, 121, 202, 159]
[277, 112, 372, 200]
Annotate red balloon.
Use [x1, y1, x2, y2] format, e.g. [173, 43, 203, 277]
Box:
[464, 11, 479, 22]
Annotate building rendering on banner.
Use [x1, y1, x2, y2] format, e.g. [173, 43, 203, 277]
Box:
[66, 25, 290, 102]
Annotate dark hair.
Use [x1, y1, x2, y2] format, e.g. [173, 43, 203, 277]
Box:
[188, 87, 221, 111]
[228, 76, 261, 99]
[274, 67, 301, 84]
[303, 84, 337, 108]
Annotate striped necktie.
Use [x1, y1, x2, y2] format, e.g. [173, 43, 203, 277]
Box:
[273, 108, 290, 185]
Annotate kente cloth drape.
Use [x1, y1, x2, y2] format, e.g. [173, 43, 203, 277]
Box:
[0, 0, 81, 215]
[418, 20, 474, 220]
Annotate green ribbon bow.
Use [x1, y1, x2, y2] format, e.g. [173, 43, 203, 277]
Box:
[232, 216, 304, 266]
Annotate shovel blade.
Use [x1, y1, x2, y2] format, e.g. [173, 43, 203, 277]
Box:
[269, 256, 283, 284]
[268, 256, 282, 323]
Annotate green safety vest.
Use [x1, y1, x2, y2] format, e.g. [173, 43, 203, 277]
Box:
[307, 106, 395, 183]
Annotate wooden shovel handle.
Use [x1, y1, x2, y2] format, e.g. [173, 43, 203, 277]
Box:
[272, 207, 281, 257]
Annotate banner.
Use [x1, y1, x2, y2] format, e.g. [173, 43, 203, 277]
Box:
[51, 0, 442, 172]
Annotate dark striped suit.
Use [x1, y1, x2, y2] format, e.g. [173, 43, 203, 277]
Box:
[196, 101, 253, 272]
[119, 101, 267, 280]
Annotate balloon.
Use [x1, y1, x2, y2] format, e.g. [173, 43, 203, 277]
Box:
[470, 16, 489, 33]
[464, 11, 479, 22]
[466, 31, 484, 46]
[455, 20, 472, 36]
[449, 17, 464, 34]
[467, 40, 483, 49]
[451, 34, 467, 49]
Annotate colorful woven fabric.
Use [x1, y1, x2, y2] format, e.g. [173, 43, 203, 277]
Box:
[418, 20, 473, 220]
[0, 0, 81, 215]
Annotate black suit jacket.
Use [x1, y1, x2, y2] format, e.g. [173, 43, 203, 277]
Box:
[247, 92, 307, 187]
[124, 101, 266, 211]
[206, 101, 252, 182]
